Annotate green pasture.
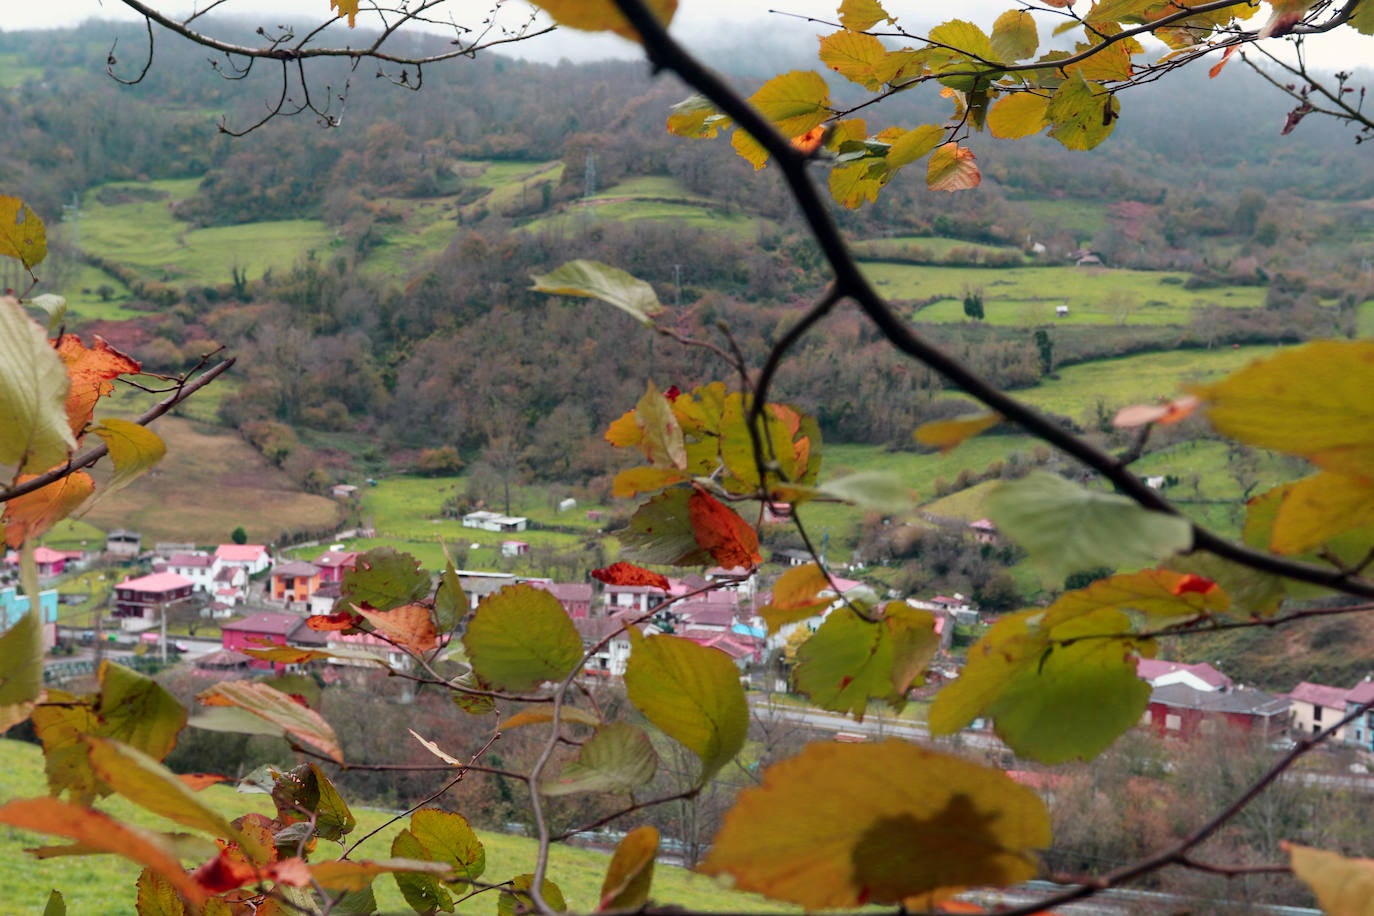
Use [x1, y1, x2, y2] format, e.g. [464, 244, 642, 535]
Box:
[0, 739, 769, 915]
[1015, 197, 1109, 240]
[1358, 300, 1374, 337]
[52, 263, 139, 323]
[456, 159, 563, 192]
[851, 236, 1025, 263]
[364, 194, 466, 276]
[523, 199, 763, 239]
[0, 53, 43, 88]
[861, 261, 1267, 325]
[1011, 345, 1281, 423]
[585, 175, 715, 204]
[80, 180, 336, 288]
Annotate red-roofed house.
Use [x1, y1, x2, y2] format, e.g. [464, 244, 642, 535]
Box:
[5, 547, 83, 578]
[113, 571, 196, 625]
[1144, 683, 1288, 740]
[221, 611, 311, 673]
[530, 582, 594, 619]
[1289, 682, 1353, 740]
[271, 561, 322, 605]
[1136, 659, 1233, 692]
[214, 544, 271, 576]
[312, 550, 358, 586]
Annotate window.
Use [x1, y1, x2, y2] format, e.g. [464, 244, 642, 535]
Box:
[1165, 714, 1182, 731]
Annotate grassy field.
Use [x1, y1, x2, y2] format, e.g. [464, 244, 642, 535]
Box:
[861, 261, 1268, 325]
[80, 180, 337, 289]
[0, 739, 771, 915]
[852, 236, 1026, 263]
[1015, 197, 1109, 240]
[78, 416, 340, 545]
[1011, 345, 1281, 423]
[57, 263, 139, 323]
[0, 53, 43, 88]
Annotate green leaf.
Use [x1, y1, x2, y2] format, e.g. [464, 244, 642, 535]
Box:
[392, 829, 455, 914]
[986, 472, 1192, 580]
[541, 722, 659, 796]
[816, 471, 915, 510]
[883, 124, 945, 170]
[0, 609, 43, 732]
[624, 630, 748, 784]
[599, 826, 658, 912]
[340, 547, 431, 612]
[1046, 71, 1118, 150]
[1270, 472, 1374, 554]
[531, 260, 665, 325]
[83, 736, 237, 839]
[794, 604, 937, 721]
[270, 763, 356, 841]
[819, 30, 891, 91]
[748, 70, 832, 138]
[987, 92, 1049, 139]
[990, 9, 1038, 61]
[1351, 0, 1374, 34]
[463, 583, 584, 692]
[198, 680, 341, 762]
[410, 809, 485, 886]
[434, 552, 468, 634]
[929, 608, 1151, 763]
[928, 19, 995, 62]
[699, 741, 1051, 908]
[42, 889, 65, 916]
[89, 419, 166, 502]
[0, 296, 76, 473]
[96, 663, 186, 763]
[0, 195, 47, 271]
[828, 160, 886, 209]
[187, 705, 288, 738]
[620, 488, 712, 567]
[499, 875, 566, 916]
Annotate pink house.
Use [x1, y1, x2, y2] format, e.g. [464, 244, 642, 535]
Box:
[221, 611, 310, 673]
[113, 571, 196, 623]
[5, 547, 80, 578]
[311, 550, 358, 586]
[530, 582, 594, 619]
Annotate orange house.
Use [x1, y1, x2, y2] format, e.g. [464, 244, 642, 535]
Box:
[270, 560, 321, 604]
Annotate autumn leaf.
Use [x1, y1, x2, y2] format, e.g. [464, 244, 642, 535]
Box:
[532, 0, 677, 43]
[1112, 395, 1200, 428]
[749, 70, 832, 139]
[688, 487, 762, 569]
[197, 681, 342, 762]
[540, 722, 659, 796]
[531, 260, 665, 325]
[0, 297, 76, 473]
[838, 0, 895, 31]
[591, 562, 671, 591]
[55, 335, 140, 438]
[699, 741, 1050, 908]
[915, 412, 1000, 451]
[599, 826, 659, 912]
[927, 143, 981, 191]
[3, 471, 95, 548]
[759, 562, 834, 632]
[330, 0, 360, 27]
[354, 601, 440, 653]
[987, 93, 1049, 139]
[1287, 842, 1374, 915]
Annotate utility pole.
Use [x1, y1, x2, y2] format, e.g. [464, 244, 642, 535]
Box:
[583, 153, 597, 199]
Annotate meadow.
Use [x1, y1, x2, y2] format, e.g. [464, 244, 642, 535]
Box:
[861, 260, 1267, 325]
[0, 739, 770, 915]
[79, 179, 338, 289]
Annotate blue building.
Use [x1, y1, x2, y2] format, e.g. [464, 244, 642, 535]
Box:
[0, 584, 60, 650]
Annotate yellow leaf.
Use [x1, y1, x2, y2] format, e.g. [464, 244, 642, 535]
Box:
[990, 9, 1038, 62]
[914, 412, 1000, 452]
[1270, 472, 1374, 555]
[1063, 39, 1134, 82]
[838, 0, 894, 31]
[987, 92, 1049, 139]
[500, 707, 602, 730]
[599, 826, 658, 912]
[699, 741, 1050, 908]
[926, 143, 981, 192]
[748, 70, 832, 139]
[666, 95, 729, 138]
[532, 0, 677, 42]
[612, 466, 689, 498]
[1046, 71, 1119, 150]
[330, 0, 359, 27]
[819, 31, 890, 91]
[1189, 340, 1374, 477]
[354, 602, 439, 653]
[1042, 568, 1230, 630]
[759, 563, 833, 632]
[1287, 843, 1374, 916]
[90, 419, 165, 501]
[829, 160, 886, 208]
[0, 196, 47, 271]
[884, 123, 945, 170]
[731, 128, 769, 170]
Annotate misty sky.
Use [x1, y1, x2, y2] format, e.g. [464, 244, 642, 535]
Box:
[13, 1, 1374, 70]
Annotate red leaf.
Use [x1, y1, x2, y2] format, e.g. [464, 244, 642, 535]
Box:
[1171, 574, 1218, 597]
[663, 385, 681, 402]
[305, 611, 360, 631]
[191, 844, 259, 894]
[688, 487, 762, 570]
[177, 773, 227, 792]
[592, 562, 671, 591]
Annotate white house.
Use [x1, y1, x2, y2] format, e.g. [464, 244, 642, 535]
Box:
[1136, 659, 1233, 692]
[462, 511, 528, 533]
[213, 544, 272, 577]
[162, 553, 216, 592]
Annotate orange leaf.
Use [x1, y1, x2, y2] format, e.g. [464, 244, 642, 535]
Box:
[354, 602, 439, 653]
[56, 335, 140, 438]
[688, 487, 762, 570]
[1208, 44, 1237, 78]
[591, 562, 671, 591]
[305, 611, 360, 631]
[191, 842, 260, 894]
[605, 408, 643, 448]
[927, 143, 981, 192]
[1112, 395, 1199, 428]
[178, 773, 228, 791]
[791, 125, 826, 154]
[0, 797, 208, 906]
[1170, 574, 1218, 597]
[3, 470, 95, 547]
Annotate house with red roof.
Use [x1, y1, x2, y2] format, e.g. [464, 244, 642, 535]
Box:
[1345, 679, 1374, 751]
[113, 571, 196, 627]
[1289, 681, 1353, 741]
[213, 544, 272, 576]
[5, 546, 83, 579]
[311, 550, 358, 586]
[221, 611, 318, 673]
[1136, 658, 1233, 692]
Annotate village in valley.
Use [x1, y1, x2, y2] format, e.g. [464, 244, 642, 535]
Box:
[12, 499, 1374, 769]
